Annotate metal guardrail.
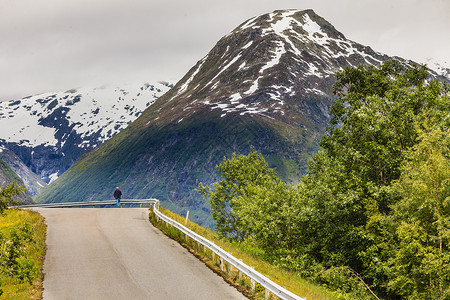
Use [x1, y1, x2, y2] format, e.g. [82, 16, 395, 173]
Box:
[12, 198, 158, 208]
[152, 203, 305, 300]
[14, 198, 303, 299]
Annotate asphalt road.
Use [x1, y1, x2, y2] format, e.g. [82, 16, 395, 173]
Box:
[35, 208, 247, 300]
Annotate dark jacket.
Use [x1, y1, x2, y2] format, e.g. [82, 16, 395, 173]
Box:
[114, 189, 122, 199]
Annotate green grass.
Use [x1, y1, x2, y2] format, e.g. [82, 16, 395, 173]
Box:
[0, 209, 46, 299]
[151, 207, 339, 300]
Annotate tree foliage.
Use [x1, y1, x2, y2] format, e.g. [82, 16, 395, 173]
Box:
[0, 182, 25, 214]
[197, 147, 282, 240]
[324, 60, 443, 209]
[388, 127, 450, 298]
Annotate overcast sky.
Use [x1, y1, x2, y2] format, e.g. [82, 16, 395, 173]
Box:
[1, 0, 449, 101]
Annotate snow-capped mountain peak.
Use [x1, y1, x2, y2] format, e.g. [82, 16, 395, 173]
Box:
[162, 9, 389, 123]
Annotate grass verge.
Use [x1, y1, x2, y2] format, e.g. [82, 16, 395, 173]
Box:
[149, 206, 338, 300]
[0, 209, 46, 299]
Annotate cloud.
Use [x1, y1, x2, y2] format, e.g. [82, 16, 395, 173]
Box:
[0, 0, 449, 101]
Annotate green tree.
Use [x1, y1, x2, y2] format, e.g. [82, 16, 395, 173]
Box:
[197, 147, 281, 241]
[0, 182, 25, 214]
[297, 151, 368, 269]
[231, 175, 296, 254]
[388, 127, 450, 298]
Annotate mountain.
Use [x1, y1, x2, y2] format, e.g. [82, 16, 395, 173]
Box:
[0, 146, 47, 197]
[425, 58, 450, 78]
[36, 9, 440, 225]
[0, 82, 172, 183]
[0, 157, 33, 204]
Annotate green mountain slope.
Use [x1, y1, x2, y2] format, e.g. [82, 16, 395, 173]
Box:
[36, 107, 317, 223]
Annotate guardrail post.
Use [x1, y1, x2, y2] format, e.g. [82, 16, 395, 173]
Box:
[251, 278, 256, 293]
[227, 262, 233, 276]
[195, 241, 200, 252]
[185, 210, 189, 226]
[265, 288, 270, 300]
[220, 257, 225, 272]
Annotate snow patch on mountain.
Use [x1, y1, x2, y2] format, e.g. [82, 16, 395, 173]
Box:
[212, 100, 269, 118]
[242, 41, 253, 50]
[260, 41, 285, 75]
[177, 58, 206, 96]
[49, 172, 59, 183]
[0, 82, 171, 149]
[210, 54, 243, 84]
[0, 95, 59, 147]
[239, 15, 260, 31]
[245, 78, 262, 95]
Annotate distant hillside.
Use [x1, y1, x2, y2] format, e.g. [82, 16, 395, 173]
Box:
[0, 159, 33, 204]
[0, 146, 46, 197]
[36, 9, 445, 226]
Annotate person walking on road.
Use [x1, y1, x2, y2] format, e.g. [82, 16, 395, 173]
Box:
[114, 187, 122, 207]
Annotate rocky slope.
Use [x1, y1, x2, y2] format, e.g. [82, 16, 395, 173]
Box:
[0, 82, 172, 183]
[0, 146, 46, 197]
[0, 157, 33, 204]
[36, 9, 443, 225]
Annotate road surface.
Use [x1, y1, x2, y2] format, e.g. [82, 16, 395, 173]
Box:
[35, 208, 247, 300]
